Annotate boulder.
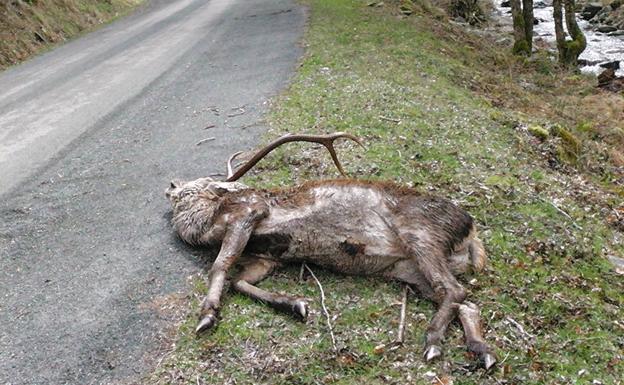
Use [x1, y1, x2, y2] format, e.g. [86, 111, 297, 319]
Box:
[501, 0, 510, 7]
[599, 61, 621, 70]
[607, 30, 624, 36]
[598, 68, 624, 93]
[597, 25, 618, 33]
[578, 59, 601, 67]
[580, 3, 604, 20]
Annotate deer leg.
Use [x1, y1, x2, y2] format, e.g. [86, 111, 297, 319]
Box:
[197, 256, 236, 333]
[415, 254, 467, 362]
[457, 302, 497, 369]
[196, 204, 268, 334]
[233, 258, 308, 320]
[388, 258, 461, 360]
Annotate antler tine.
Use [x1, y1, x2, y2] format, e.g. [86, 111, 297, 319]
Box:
[227, 151, 244, 179]
[226, 132, 364, 182]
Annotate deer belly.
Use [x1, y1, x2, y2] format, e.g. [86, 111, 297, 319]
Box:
[283, 234, 403, 276]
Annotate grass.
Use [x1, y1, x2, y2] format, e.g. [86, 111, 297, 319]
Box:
[145, 1, 624, 384]
[0, 0, 142, 70]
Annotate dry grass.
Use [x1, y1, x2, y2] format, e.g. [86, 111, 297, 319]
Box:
[0, 0, 142, 70]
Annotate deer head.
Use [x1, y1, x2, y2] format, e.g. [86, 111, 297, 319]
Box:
[165, 132, 363, 245]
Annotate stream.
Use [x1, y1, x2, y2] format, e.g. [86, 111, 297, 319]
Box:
[494, 1, 624, 76]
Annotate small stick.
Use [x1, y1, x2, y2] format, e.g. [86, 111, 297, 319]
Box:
[379, 115, 401, 123]
[299, 263, 306, 282]
[506, 316, 534, 342]
[304, 263, 338, 353]
[203, 124, 215, 130]
[195, 137, 216, 146]
[395, 284, 409, 344]
[540, 197, 582, 230]
[227, 108, 246, 118]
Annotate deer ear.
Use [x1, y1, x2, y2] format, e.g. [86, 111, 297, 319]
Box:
[170, 179, 183, 188]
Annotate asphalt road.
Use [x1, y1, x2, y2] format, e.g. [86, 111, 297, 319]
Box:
[0, 1, 305, 383]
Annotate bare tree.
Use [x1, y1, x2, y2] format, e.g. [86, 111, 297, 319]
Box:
[553, 0, 586, 66]
[510, 0, 534, 55]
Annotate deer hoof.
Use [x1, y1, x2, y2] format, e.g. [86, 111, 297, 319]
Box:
[195, 313, 217, 334]
[292, 300, 309, 321]
[424, 345, 442, 361]
[483, 352, 497, 370]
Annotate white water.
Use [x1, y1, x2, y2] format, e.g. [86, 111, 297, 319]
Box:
[495, 2, 624, 76]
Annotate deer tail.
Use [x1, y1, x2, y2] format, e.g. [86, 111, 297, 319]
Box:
[468, 236, 487, 272]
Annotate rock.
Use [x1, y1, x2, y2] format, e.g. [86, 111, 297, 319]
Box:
[581, 3, 604, 20]
[598, 68, 616, 85]
[611, 0, 622, 10]
[597, 68, 624, 93]
[608, 255, 624, 275]
[597, 25, 618, 33]
[501, 0, 510, 7]
[607, 30, 624, 36]
[534, 1, 549, 8]
[599, 60, 620, 70]
[578, 59, 601, 67]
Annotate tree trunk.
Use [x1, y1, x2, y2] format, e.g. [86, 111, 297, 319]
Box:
[553, 0, 586, 66]
[563, 0, 586, 65]
[553, 0, 566, 54]
[510, 0, 533, 55]
[522, 0, 534, 52]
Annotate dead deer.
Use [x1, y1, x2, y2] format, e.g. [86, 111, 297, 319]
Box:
[165, 133, 496, 369]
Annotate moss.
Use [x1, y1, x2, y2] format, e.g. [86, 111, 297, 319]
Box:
[552, 125, 582, 163]
[528, 124, 550, 141]
[512, 39, 530, 55]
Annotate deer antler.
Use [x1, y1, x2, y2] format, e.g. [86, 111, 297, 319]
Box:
[226, 132, 364, 181]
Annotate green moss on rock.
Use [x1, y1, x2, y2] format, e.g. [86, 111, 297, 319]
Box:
[552, 125, 582, 163]
[528, 124, 550, 140]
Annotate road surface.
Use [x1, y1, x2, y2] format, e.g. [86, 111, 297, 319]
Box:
[0, 0, 305, 383]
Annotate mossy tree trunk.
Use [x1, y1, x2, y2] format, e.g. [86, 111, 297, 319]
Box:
[553, 0, 587, 66]
[510, 0, 534, 55]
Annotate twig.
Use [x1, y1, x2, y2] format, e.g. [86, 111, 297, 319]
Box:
[396, 284, 408, 344]
[506, 316, 534, 342]
[304, 263, 338, 353]
[236, 123, 258, 130]
[299, 263, 306, 282]
[195, 137, 216, 146]
[540, 197, 582, 230]
[379, 115, 401, 123]
[227, 108, 246, 118]
[203, 124, 215, 130]
[499, 351, 511, 365]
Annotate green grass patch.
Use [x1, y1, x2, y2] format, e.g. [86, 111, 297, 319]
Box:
[146, 1, 624, 384]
